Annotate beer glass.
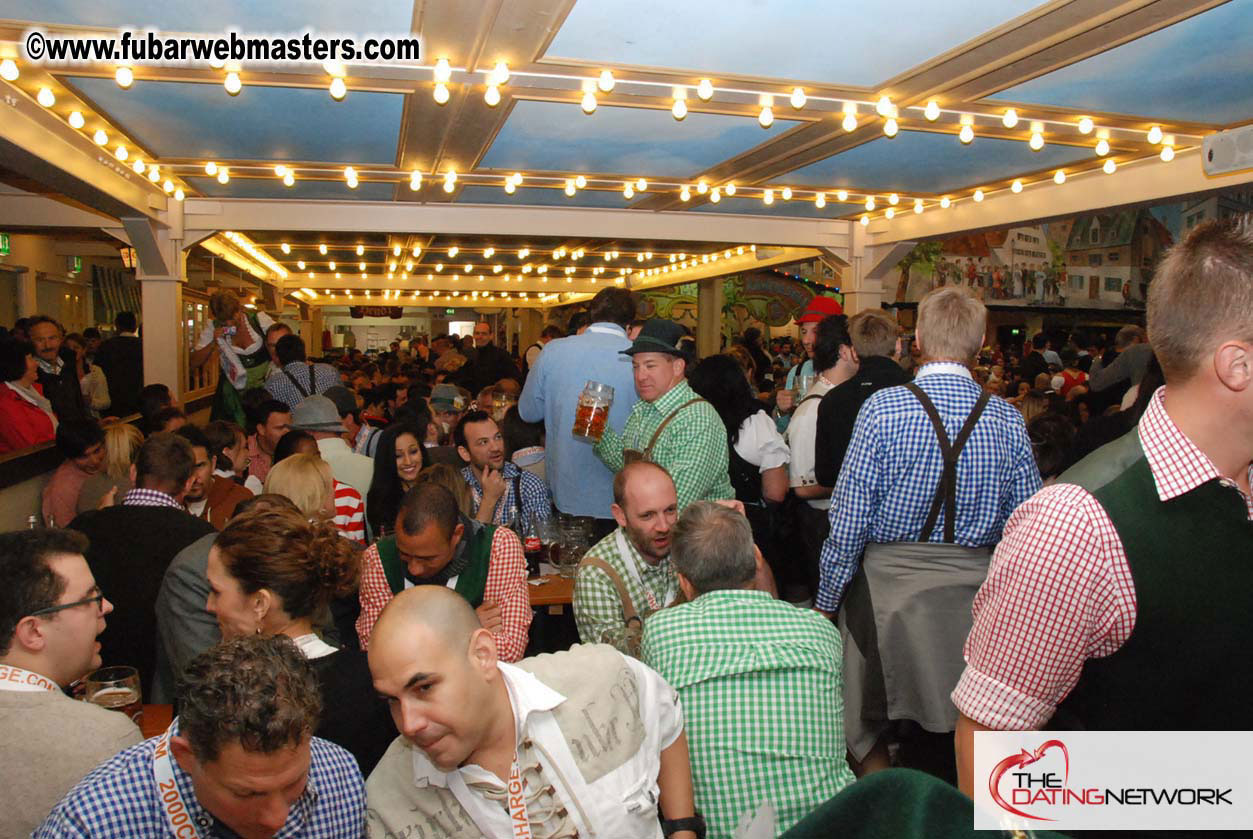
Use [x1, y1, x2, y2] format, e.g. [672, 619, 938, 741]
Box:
[572, 381, 614, 442]
[84, 665, 142, 727]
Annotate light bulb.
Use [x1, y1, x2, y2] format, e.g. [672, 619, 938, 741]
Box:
[865, 196, 875, 211]
[359, 262, 366, 271]
[913, 198, 923, 214]
[1054, 170, 1066, 185]
[162, 179, 174, 193]
[836, 190, 848, 201]
[329, 77, 347, 100]
[861, 215, 870, 227]
[575, 174, 587, 189]
[1103, 158, 1117, 175]
[973, 189, 984, 202]
[598, 69, 614, 92]
[924, 100, 940, 121]
[1160, 145, 1175, 162]
[217, 168, 229, 184]
[1029, 131, 1044, 151]
[887, 193, 899, 205]
[319, 244, 328, 255]
[1077, 117, 1094, 134]
[672, 98, 687, 120]
[492, 61, 509, 85]
[725, 182, 736, 196]
[814, 193, 825, 208]
[329, 261, 336, 270]
[710, 188, 721, 203]
[224, 72, 241, 95]
[876, 95, 892, 116]
[581, 90, 597, 113]
[174, 188, 185, 201]
[132, 159, 145, 174]
[68, 110, 85, 129]
[484, 84, 501, 106]
[114, 145, 128, 161]
[504, 180, 515, 194]
[115, 66, 134, 88]
[696, 79, 714, 100]
[959, 124, 974, 144]
[758, 106, 773, 128]
[762, 189, 774, 205]
[940, 196, 951, 208]
[790, 87, 806, 109]
[433, 58, 452, 84]
[344, 166, 357, 182]
[435, 263, 443, 272]
[781, 187, 792, 200]
[1147, 125, 1163, 145]
[433, 83, 450, 104]
[883, 118, 898, 137]
[93, 129, 108, 145]
[409, 171, 422, 191]
[1002, 108, 1018, 128]
[148, 166, 160, 183]
[885, 208, 895, 219]
[37, 87, 55, 107]
[448, 246, 459, 257]
[204, 161, 217, 175]
[1095, 138, 1110, 156]
[842, 112, 857, 132]
[696, 180, 708, 195]
[564, 180, 575, 196]
[356, 244, 364, 256]
[413, 246, 422, 257]
[1011, 180, 1023, 193]
[274, 164, 287, 177]
[0, 59, 17, 82]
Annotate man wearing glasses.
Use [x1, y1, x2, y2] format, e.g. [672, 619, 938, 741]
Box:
[0, 529, 141, 837]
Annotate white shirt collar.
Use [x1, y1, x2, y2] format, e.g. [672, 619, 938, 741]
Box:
[915, 361, 973, 380]
[410, 662, 566, 788]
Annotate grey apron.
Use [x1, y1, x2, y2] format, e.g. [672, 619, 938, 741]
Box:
[839, 384, 994, 761]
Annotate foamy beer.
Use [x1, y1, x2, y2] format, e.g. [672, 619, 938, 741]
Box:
[572, 381, 614, 441]
[84, 665, 143, 727]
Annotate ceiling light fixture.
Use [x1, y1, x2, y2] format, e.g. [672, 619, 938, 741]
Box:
[224, 72, 241, 96]
[597, 69, 615, 92]
[924, 100, 940, 121]
[115, 66, 134, 88]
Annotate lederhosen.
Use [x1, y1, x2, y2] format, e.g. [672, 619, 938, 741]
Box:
[209, 312, 272, 426]
[374, 521, 497, 608]
[839, 384, 993, 760]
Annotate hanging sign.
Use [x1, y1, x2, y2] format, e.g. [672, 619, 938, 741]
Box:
[349, 306, 403, 319]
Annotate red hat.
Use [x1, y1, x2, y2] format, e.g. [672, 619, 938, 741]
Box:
[795, 295, 844, 323]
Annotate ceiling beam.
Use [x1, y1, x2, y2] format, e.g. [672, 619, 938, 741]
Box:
[0, 190, 118, 227]
[183, 198, 853, 249]
[866, 147, 1252, 244]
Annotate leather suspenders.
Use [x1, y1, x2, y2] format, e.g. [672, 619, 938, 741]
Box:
[903, 383, 991, 543]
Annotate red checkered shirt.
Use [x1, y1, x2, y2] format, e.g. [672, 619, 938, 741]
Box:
[332, 479, 365, 544]
[356, 526, 531, 661]
[953, 387, 1253, 730]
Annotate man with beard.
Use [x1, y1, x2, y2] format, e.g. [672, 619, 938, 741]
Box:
[573, 461, 681, 655]
[454, 410, 551, 527]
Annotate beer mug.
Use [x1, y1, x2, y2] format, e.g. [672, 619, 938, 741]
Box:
[84, 665, 142, 727]
[572, 381, 614, 442]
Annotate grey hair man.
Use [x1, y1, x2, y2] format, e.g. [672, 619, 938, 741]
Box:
[36, 635, 366, 838]
[642, 503, 856, 837]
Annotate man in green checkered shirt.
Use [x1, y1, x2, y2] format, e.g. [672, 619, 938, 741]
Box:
[642, 502, 856, 838]
[573, 462, 681, 654]
[595, 319, 733, 511]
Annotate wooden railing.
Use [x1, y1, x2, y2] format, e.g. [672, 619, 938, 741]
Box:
[181, 287, 217, 406]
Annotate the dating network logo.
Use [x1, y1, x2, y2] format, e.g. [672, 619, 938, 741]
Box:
[989, 739, 1071, 821]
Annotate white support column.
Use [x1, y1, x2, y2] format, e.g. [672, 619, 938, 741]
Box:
[517, 308, 542, 355]
[135, 201, 187, 396]
[696, 277, 724, 358]
[16, 267, 38, 317]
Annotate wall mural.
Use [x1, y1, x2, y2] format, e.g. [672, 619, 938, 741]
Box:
[894, 184, 1253, 308]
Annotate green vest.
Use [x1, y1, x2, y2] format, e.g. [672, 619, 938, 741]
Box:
[375, 523, 497, 608]
[1053, 429, 1253, 730]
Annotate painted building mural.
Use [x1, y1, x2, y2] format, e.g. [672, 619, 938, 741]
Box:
[894, 185, 1253, 308]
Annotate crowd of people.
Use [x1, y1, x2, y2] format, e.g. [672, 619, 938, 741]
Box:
[0, 215, 1249, 838]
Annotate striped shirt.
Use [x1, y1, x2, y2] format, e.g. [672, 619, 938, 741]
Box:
[817, 363, 1041, 611]
[332, 479, 365, 544]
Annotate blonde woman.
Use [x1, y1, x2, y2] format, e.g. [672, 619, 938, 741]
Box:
[263, 453, 337, 524]
[77, 422, 143, 512]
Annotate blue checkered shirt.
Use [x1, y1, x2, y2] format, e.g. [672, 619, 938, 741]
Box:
[122, 488, 185, 510]
[34, 725, 366, 838]
[264, 361, 342, 410]
[816, 364, 1041, 611]
[461, 461, 553, 527]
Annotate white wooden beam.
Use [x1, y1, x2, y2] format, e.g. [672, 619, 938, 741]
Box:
[0, 191, 117, 228]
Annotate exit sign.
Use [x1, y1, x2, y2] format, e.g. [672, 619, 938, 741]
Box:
[0, 233, 9, 256]
[445, 308, 456, 314]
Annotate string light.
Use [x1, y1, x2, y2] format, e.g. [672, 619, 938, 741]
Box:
[1077, 117, 1094, 134]
[597, 69, 615, 92]
[973, 189, 984, 202]
[1011, 179, 1023, 193]
[696, 180, 708, 195]
[671, 89, 687, 121]
[1029, 131, 1044, 151]
[1103, 158, 1117, 174]
[762, 189, 773, 205]
[865, 196, 875, 211]
[575, 175, 587, 189]
[1095, 138, 1110, 156]
[115, 66, 134, 88]
[174, 188, 185, 201]
[319, 244, 328, 255]
[814, 192, 825, 208]
[725, 182, 736, 196]
[959, 124, 974, 144]
[93, 129, 108, 145]
[224, 72, 241, 96]
[913, 198, 923, 214]
[924, 100, 940, 121]
[329, 77, 347, 100]
[114, 144, 128, 161]
[162, 179, 174, 193]
[875, 95, 892, 117]
[410, 171, 422, 191]
[789, 87, 806, 109]
[885, 208, 895, 219]
[0, 59, 17, 81]
[356, 244, 364, 256]
[860, 215, 870, 227]
[836, 190, 848, 202]
[623, 182, 634, 199]
[696, 79, 714, 101]
[484, 84, 501, 106]
[433, 58, 452, 84]
[433, 83, 450, 104]
[883, 117, 898, 137]
[780, 187, 792, 200]
[1147, 125, 1163, 145]
[564, 179, 576, 196]
[1054, 170, 1066, 184]
[283, 171, 295, 186]
[581, 90, 597, 113]
[281, 243, 291, 254]
[131, 159, 145, 174]
[636, 178, 647, 192]
[1160, 145, 1175, 162]
[146, 166, 158, 182]
[491, 61, 510, 85]
[448, 246, 459, 257]
[710, 187, 721, 203]
[939, 196, 951, 208]
[36, 87, 55, 107]
[204, 161, 217, 175]
[1001, 108, 1019, 128]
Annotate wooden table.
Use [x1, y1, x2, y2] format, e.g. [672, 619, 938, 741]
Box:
[141, 703, 173, 739]
[528, 573, 574, 608]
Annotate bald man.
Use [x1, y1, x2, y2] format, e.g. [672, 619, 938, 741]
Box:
[573, 461, 682, 655]
[367, 586, 703, 839]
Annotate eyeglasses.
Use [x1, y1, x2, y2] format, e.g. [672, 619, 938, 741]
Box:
[28, 592, 105, 617]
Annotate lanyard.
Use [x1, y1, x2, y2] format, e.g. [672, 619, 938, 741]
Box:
[614, 530, 675, 612]
[507, 756, 533, 839]
[153, 724, 206, 839]
[0, 664, 59, 693]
